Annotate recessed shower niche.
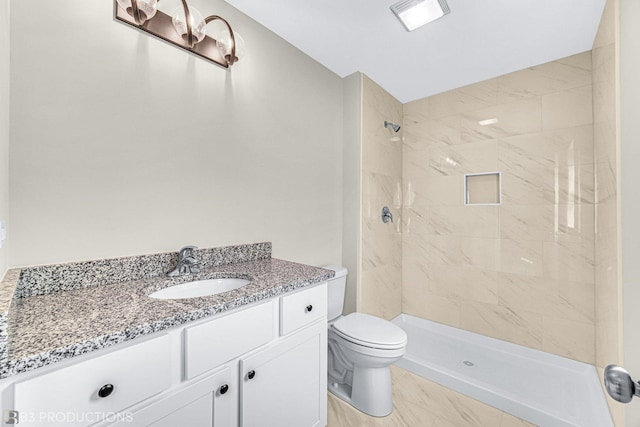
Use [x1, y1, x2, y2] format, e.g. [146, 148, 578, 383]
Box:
[464, 172, 501, 205]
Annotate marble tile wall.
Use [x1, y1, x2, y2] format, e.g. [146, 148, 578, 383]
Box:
[592, 0, 623, 424]
[360, 76, 403, 320]
[402, 52, 596, 363]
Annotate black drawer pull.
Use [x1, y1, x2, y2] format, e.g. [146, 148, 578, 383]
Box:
[306, 305, 313, 313]
[219, 384, 229, 395]
[247, 370, 256, 380]
[98, 384, 114, 398]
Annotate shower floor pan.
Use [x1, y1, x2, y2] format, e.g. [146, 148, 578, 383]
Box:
[392, 314, 613, 427]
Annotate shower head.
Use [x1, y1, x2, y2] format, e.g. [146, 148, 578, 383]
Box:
[384, 121, 401, 133]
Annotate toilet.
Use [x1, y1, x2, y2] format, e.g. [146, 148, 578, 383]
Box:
[324, 266, 408, 417]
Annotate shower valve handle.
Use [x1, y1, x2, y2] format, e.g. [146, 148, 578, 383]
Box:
[381, 206, 393, 224]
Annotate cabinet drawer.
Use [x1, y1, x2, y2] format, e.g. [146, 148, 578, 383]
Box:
[280, 283, 327, 335]
[185, 300, 275, 380]
[13, 334, 172, 427]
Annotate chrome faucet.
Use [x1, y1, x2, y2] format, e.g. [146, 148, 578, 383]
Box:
[167, 246, 201, 277]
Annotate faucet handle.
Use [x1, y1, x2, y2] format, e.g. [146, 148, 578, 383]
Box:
[178, 245, 198, 260]
[181, 255, 200, 275]
[167, 246, 200, 277]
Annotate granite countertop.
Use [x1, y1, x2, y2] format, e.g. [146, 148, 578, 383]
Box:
[0, 243, 334, 379]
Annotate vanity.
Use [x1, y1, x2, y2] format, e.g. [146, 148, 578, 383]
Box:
[0, 242, 331, 427]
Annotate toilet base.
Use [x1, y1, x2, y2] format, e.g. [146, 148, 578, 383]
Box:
[327, 317, 406, 418]
[328, 381, 352, 405]
[328, 365, 394, 417]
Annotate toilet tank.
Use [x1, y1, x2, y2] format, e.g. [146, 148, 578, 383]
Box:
[323, 265, 348, 321]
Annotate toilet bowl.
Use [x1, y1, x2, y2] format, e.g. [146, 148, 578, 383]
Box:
[324, 266, 407, 417]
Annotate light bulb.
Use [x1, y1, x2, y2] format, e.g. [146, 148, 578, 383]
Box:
[172, 6, 207, 47]
[116, 0, 158, 24]
[216, 30, 245, 63]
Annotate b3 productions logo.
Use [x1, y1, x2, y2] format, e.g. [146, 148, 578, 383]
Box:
[3, 410, 18, 425]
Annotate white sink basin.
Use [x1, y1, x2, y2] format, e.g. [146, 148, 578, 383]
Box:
[149, 278, 250, 300]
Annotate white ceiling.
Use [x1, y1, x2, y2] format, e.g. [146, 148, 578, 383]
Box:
[224, 0, 606, 103]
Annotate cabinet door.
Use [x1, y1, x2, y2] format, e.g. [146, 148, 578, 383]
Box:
[240, 321, 327, 427]
[105, 365, 232, 427]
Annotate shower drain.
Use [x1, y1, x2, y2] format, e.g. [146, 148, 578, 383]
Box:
[463, 360, 475, 367]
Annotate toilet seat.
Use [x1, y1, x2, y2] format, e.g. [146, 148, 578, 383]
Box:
[332, 313, 407, 350]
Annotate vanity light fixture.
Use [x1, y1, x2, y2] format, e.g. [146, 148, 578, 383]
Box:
[390, 0, 450, 32]
[115, 0, 245, 68]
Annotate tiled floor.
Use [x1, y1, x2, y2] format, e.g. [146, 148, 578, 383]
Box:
[327, 366, 536, 427]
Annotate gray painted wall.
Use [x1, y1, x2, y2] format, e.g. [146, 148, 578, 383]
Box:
[8, 0, 344, 268]
[621, 0, 640, 425]
[341, 72, 362, 315]
[0, 1, 9, 276]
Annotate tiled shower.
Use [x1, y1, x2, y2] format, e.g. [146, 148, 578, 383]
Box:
[403, 52, 595, 363]
[354, 0, 621, 422]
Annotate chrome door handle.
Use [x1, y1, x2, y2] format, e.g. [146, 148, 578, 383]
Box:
[604, 365, 640, 403]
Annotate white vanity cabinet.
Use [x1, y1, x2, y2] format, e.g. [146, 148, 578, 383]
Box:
[0, 282, 328, 427]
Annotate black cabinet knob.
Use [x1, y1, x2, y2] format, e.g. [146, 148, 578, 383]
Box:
[219, 384, 229, 395]
[247, 370, 256, 380]
[306, 305, 313, 313]
[98, 384, 114, 398]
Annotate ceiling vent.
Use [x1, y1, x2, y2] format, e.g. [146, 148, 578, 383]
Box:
[390, 0, 450, 31]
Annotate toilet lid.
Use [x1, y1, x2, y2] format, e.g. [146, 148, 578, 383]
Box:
[332, 313, 407, 348]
